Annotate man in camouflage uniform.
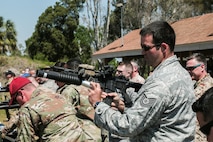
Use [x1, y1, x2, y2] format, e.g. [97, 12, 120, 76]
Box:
[115, 61, 133, 80]
[56, 83, 95, 120]
[55, 60, 95, 121]
[8, 77, 101, 141]
[130, 60, 145, 84]
[186, 53, 213, 99]
[186, 53, 213, 142]
[88, 21, 196, 141]
[1, 76, 56, 139]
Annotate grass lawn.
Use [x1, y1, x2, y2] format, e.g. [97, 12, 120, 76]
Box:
[0, 92, 12, 124]
[0, 109, 8, 124]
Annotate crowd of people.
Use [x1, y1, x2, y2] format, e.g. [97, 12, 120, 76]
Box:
[0, 20, 213, 142]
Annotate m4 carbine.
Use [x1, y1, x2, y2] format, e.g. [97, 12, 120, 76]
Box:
[36, 64, 143, 105]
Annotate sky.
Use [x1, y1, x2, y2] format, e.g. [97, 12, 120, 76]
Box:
[0, 0, 110, 50]
[0, 0, 59, 48]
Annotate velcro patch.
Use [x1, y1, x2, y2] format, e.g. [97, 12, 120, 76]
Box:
[140, 95, 156, 108]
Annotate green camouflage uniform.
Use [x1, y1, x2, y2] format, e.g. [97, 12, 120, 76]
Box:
[57, 84, 94, 120]
[57, 84, 80, 106]
[16, 86, 101, 142]
[194, 73, 213, 142]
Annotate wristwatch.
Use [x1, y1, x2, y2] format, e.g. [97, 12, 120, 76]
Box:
[93, 101, 100, 109]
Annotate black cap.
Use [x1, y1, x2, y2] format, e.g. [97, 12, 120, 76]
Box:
[4, 70, 15, 76]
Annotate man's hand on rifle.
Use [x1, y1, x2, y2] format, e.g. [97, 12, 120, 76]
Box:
[88, 82, 103, 107]
[88, 82, 125, 113]
[107, 92, 125, 113]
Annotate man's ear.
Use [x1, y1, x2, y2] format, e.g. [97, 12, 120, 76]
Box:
[201, 64, 205, 71]
[17, 89, 24, 99]
[160, 43, 167, 52]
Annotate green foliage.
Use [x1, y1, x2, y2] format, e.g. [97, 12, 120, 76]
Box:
[26, 0, 86, 62]
[0, 55, 8, 66]
[0, 17, 17, 55]
[0, 55, 52, 84]
[73, 25, 93, 64]
[108, 0, 213, 42]
[108, 58, 119, 68]
[108, 9, 121, 42]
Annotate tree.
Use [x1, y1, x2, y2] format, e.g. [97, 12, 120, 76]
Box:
[103, 0, 111, 46]
[108, 0, 213, 42]
[0, 17, 17, 55]
[5, 20, 17, 55]
[81, 0, 112, 51]
[26, 0, 85, 62]
[0, 16, 5, 54]
[73, 25, 93, 64]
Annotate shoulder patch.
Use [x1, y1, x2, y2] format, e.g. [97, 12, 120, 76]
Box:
[140, 95, 156, 108]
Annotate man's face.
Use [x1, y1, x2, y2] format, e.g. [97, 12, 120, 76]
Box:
[197, 112, 213, 142]
[186, 59, 203, 81]
[141, 34, 163, 68]
[6, 74, 13, 79]
[116, 65, 132, 79]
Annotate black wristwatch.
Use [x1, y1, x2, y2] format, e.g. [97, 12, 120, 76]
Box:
[93, 102, 100, 109]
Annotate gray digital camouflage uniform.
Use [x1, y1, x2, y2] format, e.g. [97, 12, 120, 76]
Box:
[16, 86, 101, 142]
[94, 55, 196, 142]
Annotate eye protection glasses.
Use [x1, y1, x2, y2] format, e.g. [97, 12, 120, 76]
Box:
[186, 64, 201, 71]
[141, 44, 161, 51]
[116, 70, 123, 74]
[200, 120, 213, 136]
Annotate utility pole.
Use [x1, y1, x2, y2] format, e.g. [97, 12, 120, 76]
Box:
[116, 2, 125, 47]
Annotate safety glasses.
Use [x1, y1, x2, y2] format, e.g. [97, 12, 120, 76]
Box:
[186, 64, 201, 71]
[141, 44, 161, 51]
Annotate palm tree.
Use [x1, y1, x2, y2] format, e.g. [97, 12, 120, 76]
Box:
[5, 20, 17, 54]
[0, 16, 5, 54]
[0, 18, 17, 55]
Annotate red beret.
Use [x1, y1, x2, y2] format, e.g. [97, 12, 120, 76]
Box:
[9, 77, 31, 105]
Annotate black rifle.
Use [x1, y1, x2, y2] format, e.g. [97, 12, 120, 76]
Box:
[36, 64, 143, 105]
[0, 86, 20, 121]
[0, 101, 20, 120]
[0, 87, 9, 93]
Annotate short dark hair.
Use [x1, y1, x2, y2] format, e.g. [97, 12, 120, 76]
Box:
[140, 21, 176, 51]
[5, 70, 15, 77]
[66, 58, 82, 70]
[192, 87, 213, 121]
[54, 61, 66, 67]
[117, 61, 133, 70]
[53, 61, 66, 72]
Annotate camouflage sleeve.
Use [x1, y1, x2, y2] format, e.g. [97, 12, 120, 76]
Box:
[70, 85, 95, 120]
[61, 85, 80, 106]
[94, 79, 170, 137]
[16, 107, 40, 141]
[78, 95, 94, 120]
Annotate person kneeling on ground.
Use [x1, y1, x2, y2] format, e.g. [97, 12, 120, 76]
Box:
[8, 77, 101, 141]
